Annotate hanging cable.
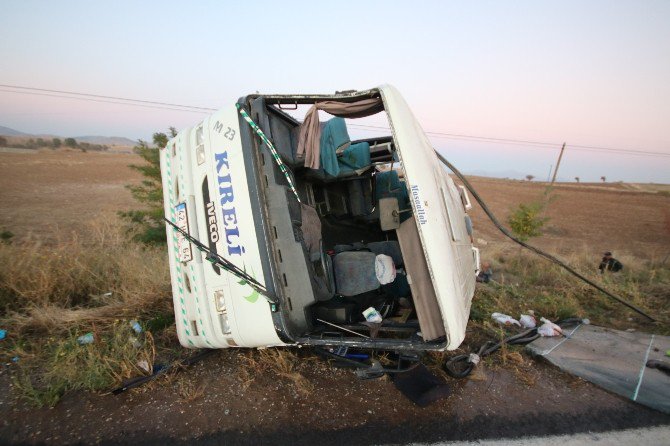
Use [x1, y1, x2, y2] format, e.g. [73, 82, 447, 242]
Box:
[444, 328, 540, 379]
[434, 150, 656, 322]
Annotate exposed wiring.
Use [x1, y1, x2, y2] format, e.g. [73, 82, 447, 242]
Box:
[434, 151, 657, 322]
[444, 328, 540, 379]
[111, 349, 217, 394]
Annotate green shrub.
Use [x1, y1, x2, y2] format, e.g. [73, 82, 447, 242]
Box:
[508, 201, 549, 242]
[120, 128, 176, 244]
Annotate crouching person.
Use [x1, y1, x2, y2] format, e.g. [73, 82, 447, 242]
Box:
[599, 251, 623, 274]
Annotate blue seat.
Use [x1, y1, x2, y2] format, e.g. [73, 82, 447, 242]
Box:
[311, 117, 371, 178]
[375, 170, 411, 222]
[320, 117, 350, 177]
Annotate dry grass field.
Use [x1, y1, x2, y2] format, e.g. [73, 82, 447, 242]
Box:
[0, 149, 142, 241]
[466, 176, 670, 260]
[1, 149, 667, 254]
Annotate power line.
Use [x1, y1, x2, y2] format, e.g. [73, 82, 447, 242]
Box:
[0, 84, 215, 112]
[0, 89, 211, 114]
[2, 84, 668, 158]
[347, 123, 670, 158]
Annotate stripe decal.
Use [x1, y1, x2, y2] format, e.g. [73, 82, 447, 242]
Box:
[236, 104, 301, 202]
[166, 141, 194, 347]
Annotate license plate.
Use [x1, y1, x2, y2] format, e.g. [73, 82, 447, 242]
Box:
[175, 203, 193, 262]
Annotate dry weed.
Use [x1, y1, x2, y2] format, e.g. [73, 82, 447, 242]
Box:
[472, 243, 670, 333]
[12, 321, 157, 407]
[0, 218, 177, 406]
[176, 378, 205, 403]
[239, 348, 314, 396]
[0, 218, 171, 334]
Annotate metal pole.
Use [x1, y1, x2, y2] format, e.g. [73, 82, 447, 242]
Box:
[550, 143, 566, 185]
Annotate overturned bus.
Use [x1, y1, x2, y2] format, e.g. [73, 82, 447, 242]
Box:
[160, 85, 479, 354]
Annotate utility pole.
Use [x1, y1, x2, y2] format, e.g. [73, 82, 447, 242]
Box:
[550, 143, 566, 186]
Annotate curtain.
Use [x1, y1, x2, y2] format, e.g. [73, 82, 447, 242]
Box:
[297, 98, 384, 169]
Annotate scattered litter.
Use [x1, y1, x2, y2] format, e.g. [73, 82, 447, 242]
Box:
[77, 333, 95, 345]
[519, 312, 537, 328]
[537, 318, 563, 337]
[136, 360, 151, 373]
[476, 238, 488, 246]
[224, 409, 231, 416]
[89, 292, 113, 304]
[129, 336, 143, 348]
[646, 360, 670, 376]
[491, 312, 520, 326]
[0, 329, 6, 340]
[626, 328, 636, 333]
[130, 320, 143, 334]
[582, 318, 591, 325]
[363, 307, 383, 323]
[11, 356, 19, 363]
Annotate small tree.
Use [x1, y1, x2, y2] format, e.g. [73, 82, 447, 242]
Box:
[64, 137, 77, 148]
[574, 176, 580, 183]
[0, 136, 7, 147]
[52, 138, 61, 148]
[508, 201, 549, 242]
[121, 127, 177, 244]
[663, 211, 670, 265]
[601, 176, 606, 183]
[525, 175, 535, 181]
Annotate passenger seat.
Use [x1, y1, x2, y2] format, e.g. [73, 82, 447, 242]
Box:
[329, 242, 401, 297]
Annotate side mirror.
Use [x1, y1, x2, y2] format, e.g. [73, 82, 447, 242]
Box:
[379, 197, 400, 231]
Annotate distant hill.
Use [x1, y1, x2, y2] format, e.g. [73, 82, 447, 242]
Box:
[0, 125, 27, 136]
[0, 125, 136, 146]
[74, 135, 137, 146]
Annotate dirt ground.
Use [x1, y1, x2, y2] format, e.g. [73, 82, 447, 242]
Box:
[464, 176, 670, 260]
[0, 150, 668, 444]
[1, 349, 668, 445]
[0, 149, 141, 241]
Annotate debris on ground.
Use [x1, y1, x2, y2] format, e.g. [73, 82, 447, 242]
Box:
[519, 312, 537, 328]
[130, 320, 143, 334]
[76, 333, 94, 345]
[537, 318, 563, 337]
[391, 363, 451, 407]
[492, 312, 520, 326]
[136, 360, 151, 373]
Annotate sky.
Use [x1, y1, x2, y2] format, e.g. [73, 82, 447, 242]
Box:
[1, 0, 669, 183]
